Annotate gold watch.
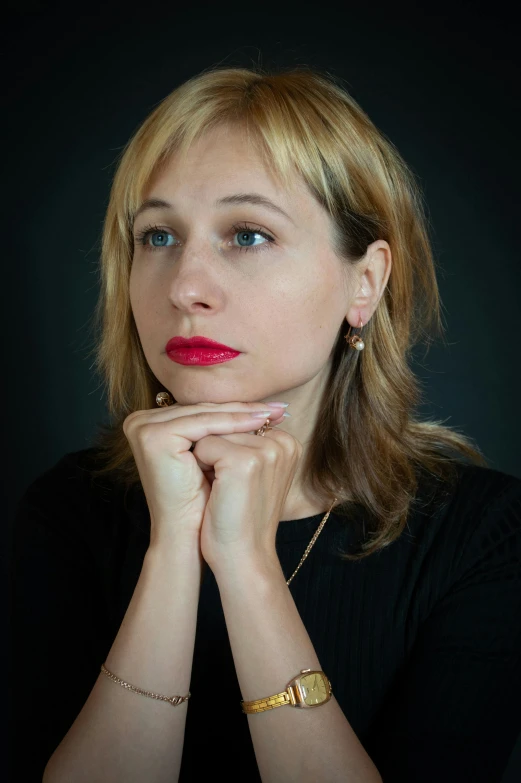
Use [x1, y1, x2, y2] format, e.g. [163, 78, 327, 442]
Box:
[241, 669, 332, 714]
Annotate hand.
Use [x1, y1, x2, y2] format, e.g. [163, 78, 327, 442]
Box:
[193, 416, 303, 575]
[122, 401, 287, 550]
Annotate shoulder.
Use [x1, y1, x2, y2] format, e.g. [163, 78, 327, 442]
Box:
[444, 462, 520, 531]
[414, 460, 521, 521]
[411, 461, 521, 576]
[18, 447, 119, 508]
[13, 448, 131, 551]
[18, 448, 114, 508]
[447, 461, 521, 510]
[21, 446, 110, 489]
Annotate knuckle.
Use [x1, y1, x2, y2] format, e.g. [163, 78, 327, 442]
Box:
[135, 422, 157, 447]
[122, 411, 138, 435]
[275, 429, 301, 452]
[242, 455, 262, 473]
[263, 446, 279, 464]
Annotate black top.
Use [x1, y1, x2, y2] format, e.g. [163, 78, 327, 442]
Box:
[8, 448, 521, 782]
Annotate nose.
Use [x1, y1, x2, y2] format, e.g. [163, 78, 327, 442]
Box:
[164, 242, 224, 313]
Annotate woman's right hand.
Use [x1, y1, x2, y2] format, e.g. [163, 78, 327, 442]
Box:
[122, 400, 285, 549]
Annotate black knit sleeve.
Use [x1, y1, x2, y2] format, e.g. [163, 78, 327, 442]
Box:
[9, 472, 111, 783]
[365, 473, 521, 783]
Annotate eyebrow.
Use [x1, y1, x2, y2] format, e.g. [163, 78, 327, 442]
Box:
[133, 193, 296, 226]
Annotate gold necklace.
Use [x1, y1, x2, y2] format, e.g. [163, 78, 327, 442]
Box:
[285, 497, 337, 585]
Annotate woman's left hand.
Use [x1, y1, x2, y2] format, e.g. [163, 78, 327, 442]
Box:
[192, 409, 302, 576]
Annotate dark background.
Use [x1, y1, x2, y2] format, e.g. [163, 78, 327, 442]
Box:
[4, 2, 521, 780]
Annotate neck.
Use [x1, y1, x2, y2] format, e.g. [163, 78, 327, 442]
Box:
[281, 488, 334, 522]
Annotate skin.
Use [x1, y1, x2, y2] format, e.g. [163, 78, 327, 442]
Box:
[129, 124, 392, 521]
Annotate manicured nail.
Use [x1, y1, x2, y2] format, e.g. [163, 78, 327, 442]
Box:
[265, 402, 290, 408]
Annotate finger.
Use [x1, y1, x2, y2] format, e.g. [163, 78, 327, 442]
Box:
[190, 414, 285, 463]
[127, 400, 286, 424]
[193, 428, 291, 469]
[132, 410, 284, 458]
[194, 428, 291, 486]
[203, 426, 287, 446]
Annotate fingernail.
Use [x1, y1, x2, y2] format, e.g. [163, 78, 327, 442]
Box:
[265, 402, 290, 408]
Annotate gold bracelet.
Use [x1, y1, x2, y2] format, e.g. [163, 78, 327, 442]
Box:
[100, 663, 191, 707]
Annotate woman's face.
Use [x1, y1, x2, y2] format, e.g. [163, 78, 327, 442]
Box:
[129, 124, 365, 407]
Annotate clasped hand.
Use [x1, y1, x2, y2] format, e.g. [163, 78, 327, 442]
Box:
[192, 408, 302, 575]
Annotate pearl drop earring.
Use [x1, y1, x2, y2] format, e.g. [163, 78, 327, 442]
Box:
[344, 317, 365, 351]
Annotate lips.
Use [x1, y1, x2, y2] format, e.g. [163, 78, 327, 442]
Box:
[165, 336, 238, 352]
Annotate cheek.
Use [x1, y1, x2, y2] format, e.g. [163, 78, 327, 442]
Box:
[129, 274, 157, 346]
[265, 281, 343, 366]
[274, 283, 340, 345]
[129, 265, 156, 316]
[128, 264, 141, 310]
[264, 311, 335, 375]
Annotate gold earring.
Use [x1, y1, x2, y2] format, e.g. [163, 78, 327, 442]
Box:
[344, 317, 365, 351]
[156, 391, 174, 407]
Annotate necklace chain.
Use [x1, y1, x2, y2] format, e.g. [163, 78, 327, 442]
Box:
[286, 497, 337, 585]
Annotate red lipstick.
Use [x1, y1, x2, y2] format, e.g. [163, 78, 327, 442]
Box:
[165, 336, 241, 366]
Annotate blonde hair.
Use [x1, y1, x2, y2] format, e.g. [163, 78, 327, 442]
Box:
[87, 63, 487, 560]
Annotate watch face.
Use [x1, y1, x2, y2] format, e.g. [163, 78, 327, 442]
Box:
[299, 673, 329, 706]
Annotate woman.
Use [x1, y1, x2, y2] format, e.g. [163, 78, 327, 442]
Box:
[10, 65, 521, 783]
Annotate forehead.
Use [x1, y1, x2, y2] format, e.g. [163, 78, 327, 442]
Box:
[145, 125, 315, 218]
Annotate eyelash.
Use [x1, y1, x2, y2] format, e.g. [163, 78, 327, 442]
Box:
[133, 222, 275, 254]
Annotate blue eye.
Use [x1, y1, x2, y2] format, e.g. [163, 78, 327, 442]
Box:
[133, 223, 275, 254]
[140, 229, 174, 249]
[232, 226, 272, 252]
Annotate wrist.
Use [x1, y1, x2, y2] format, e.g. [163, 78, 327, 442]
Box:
[212, 550, 283, 591]
[147, 521, 202, 555]
[146, 536, 205, 577]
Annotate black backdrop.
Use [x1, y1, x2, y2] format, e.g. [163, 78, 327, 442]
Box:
[4, 2, 521, 780]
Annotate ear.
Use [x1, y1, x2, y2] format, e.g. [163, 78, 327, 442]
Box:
[346, 239, 392, 327]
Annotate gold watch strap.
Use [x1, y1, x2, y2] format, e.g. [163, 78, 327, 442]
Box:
[241, 689, 292, 714]
[241, 670, 332, 714]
